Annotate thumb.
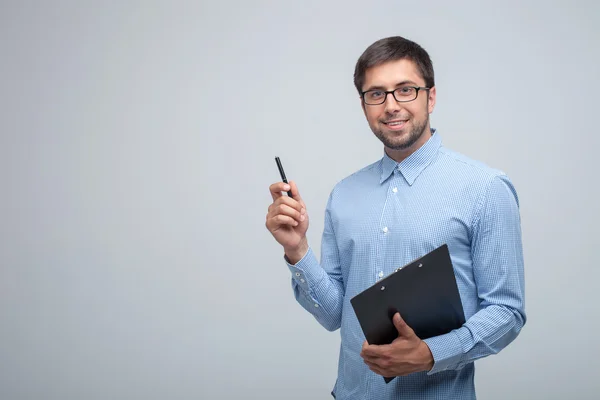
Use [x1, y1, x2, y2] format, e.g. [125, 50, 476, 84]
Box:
[393, 312, 414, 337]
[289, 181, 305, 207]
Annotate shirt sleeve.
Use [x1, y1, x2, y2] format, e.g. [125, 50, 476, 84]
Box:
[423, 174, 527, 374]
[285, 193, 345, 332]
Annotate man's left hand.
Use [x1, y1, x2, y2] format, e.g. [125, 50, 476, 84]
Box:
[360, 312, 435, 378]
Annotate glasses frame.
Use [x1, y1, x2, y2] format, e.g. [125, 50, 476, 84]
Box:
[361, 86, 430, 105]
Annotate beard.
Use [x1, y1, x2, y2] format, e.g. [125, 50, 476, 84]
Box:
[372, 113, 429, 151]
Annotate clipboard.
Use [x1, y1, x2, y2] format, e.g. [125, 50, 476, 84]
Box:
[350, 244, 466, 383]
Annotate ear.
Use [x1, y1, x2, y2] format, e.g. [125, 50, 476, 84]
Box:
[427, 86, 437, 114]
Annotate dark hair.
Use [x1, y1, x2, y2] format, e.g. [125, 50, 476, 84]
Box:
[353, 36, 435, 95]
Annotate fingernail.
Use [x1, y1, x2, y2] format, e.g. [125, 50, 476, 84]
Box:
[283, 185, 290, 190]
[301, 208, 306, 214]
[300, 215, 305, 221]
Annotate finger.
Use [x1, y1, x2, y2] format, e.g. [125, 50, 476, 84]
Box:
[364, 359, 386, 376]
[271, 195, 304, 216]
[267, 214, 300, 229]
[393, 312, 415, 337]
[289, 181, 306, 208]
[266, 208, 299, 227]
[361, 352, 380, 364]
[269, 203, 304, 223]
[269, 182, 291, 201]
[363, 358, 381, 369]
[360, 341, 369, 359]
[361, 342, 387, 359]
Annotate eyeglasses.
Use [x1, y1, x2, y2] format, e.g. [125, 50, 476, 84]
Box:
[361, 86, 430, 105]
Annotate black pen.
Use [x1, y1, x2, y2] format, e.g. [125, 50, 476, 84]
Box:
[275, 157, 293, 198]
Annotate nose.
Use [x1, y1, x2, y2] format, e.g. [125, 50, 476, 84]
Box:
[383, 92, 401, 114]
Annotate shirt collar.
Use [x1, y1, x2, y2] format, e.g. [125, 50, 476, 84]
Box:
[379, 129, 442, 185]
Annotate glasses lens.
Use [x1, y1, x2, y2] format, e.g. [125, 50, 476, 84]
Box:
[364, 90, 386, 104]
[394, 87, 417, 101]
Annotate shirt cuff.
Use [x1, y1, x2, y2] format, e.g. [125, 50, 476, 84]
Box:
[285, 247, 327, 288]
[423, 329, 465, 374]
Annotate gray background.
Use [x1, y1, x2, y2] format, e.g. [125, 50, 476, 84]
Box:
[1, 1, 598, 399]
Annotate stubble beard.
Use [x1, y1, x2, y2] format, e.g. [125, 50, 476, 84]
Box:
[373, 113, 429, 151]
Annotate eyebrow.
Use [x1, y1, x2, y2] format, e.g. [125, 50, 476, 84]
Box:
[364, 80, 419, 91]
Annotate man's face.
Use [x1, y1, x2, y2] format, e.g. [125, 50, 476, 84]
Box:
[361, 59, 436, 152]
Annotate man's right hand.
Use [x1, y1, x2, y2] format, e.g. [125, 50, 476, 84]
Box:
[265, 180, 309, 263]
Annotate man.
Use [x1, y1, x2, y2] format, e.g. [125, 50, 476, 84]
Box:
[265, 36, 526, 399]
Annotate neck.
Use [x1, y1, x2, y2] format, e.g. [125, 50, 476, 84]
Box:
[385, 127, 432, 163]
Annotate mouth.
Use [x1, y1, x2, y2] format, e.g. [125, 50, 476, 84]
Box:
[382, 119, 408, 131]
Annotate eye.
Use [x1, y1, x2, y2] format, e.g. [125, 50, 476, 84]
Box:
[397, 87, 415, 95]
[368, 90, 384, 99]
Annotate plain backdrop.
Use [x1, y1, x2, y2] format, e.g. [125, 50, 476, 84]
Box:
[1, 1, 599, 399]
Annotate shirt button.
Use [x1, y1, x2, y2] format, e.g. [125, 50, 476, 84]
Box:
[300, 278, 305, 283]
[382, 227, 388, 233]
[392, 187, 398, 193]
[378, 271, 384, 278]
[295, 272, 301, 277]
[314, 304, 319, 308]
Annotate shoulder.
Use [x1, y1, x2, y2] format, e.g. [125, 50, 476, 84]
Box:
[437, 146, 520, 208]
[325, 159, 382, 198]
[439, 146, 505, 178]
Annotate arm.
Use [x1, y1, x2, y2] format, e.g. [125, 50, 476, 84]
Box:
[285, 194, 345, 332]
[423, 175, 527, 374]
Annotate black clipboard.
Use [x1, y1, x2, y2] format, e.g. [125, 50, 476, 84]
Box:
[350, 244, 466, 383]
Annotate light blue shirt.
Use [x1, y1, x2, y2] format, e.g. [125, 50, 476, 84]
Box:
[285, 130, 526, 399]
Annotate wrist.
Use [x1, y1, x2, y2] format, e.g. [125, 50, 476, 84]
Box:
[284, 239, 309, 264]
[419, 341, 435, 372]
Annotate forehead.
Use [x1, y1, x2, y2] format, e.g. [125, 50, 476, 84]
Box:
[363, 58, 425, 90]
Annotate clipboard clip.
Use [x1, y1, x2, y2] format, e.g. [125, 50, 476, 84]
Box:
[394, 263, 423, 272]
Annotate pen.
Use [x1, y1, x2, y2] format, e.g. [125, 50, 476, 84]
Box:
[275, 157, 293, 198]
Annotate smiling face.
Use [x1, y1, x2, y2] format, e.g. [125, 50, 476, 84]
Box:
[360, 58, 436, 162]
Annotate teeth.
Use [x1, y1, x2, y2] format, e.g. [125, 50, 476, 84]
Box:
[388, 121, 404, 126]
